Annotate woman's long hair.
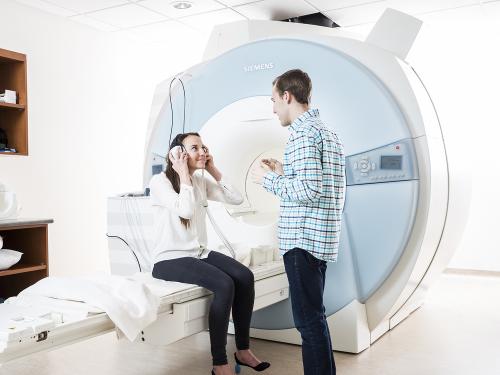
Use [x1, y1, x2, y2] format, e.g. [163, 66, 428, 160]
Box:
[165, 132, 201, 228]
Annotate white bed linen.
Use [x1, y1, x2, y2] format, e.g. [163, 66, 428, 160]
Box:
[5, 295, 102, 322]
[16, 275, 160, 341]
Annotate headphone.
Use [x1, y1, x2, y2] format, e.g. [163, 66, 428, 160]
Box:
[169, 145, 185, 161]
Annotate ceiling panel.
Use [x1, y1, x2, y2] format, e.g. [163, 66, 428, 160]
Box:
[180, 8, 247, 32]
[217, 0, 265, 6]
[127, 20, 201, 43]
[14, 0, 494, 38]
[325, 1, 388, 26]
[386, 0, 479, 15]
[234, 0, 318, 20]
[306, 0, 385, 11]
[87, 3, 167, 28]
[14, 0, 77, 16]
[44, 0, 129, 14]
[417, 3, 485, 24]
[69, 14, 120, 32]
[138, 0, 226, 19]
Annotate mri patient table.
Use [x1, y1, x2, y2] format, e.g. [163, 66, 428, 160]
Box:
[0, 260, 288, 366]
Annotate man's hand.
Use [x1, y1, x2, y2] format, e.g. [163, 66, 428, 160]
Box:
[261, 158, 284, 175]
[251, 161, 273, 185]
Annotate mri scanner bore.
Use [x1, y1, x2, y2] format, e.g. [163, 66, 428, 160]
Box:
[124, 10, 468, 354]
[0, 10, 470, 367]
[140, 16, 459, 354]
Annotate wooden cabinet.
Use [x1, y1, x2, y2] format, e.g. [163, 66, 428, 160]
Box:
[0, 48, 28, 156]
[0, 219, 53, 300]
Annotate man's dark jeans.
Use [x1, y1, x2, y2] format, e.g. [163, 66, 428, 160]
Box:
[283, 248, 336, 375]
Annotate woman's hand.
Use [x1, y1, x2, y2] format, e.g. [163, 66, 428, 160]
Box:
[204, 147, 222, 182]
[205, 148, 214, 171]
[169, 151, 191, 184]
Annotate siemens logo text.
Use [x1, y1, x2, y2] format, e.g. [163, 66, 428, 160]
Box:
[243, 63, 274, 72]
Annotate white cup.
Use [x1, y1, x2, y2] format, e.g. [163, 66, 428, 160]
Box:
[0, 191, 20, 220]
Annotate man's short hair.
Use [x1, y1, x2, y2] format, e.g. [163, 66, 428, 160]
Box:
[273, 69, 312, 104]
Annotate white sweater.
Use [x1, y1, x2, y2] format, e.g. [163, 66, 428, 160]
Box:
[149, 172, 243, 263]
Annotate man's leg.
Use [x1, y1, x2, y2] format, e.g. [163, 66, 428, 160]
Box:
[320, 259, 336, 374]
[283, 248, 335, 375]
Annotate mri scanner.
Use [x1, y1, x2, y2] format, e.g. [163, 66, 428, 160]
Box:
[0, 9, 469, 366]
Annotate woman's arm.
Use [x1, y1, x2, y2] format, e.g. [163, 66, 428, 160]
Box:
[204, 177, 244, 205]
[150, 174, 196, 219]
[203, 148, 243, 205]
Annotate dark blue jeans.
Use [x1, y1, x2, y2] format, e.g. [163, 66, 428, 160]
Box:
[283, 248, 336, 375]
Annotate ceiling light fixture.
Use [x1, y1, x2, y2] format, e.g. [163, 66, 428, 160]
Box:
[171, 1, 193, 9]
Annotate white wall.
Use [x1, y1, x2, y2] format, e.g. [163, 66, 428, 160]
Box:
[347, 4, 500, 271]
[0, 0, 205, 276]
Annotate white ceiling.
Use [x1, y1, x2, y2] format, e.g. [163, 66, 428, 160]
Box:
[12, 0, 500, 42]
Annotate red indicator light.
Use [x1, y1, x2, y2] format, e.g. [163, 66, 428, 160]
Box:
[396, 145, 400, 150]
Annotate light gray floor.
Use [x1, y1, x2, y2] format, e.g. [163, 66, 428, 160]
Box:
[2, 271, 500, 375]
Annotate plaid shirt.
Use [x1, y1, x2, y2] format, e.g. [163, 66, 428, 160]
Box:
[263, 109, 345, 262]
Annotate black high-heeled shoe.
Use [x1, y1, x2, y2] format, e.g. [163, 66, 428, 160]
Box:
[234, 352, 271, 373]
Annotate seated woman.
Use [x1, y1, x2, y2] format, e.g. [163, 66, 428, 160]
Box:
[149, 132, 270, 375]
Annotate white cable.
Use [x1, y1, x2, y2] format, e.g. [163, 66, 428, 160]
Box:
[202, 169, 236, 259]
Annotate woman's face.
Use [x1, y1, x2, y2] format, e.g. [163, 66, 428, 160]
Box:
[182, 135, 208, 171]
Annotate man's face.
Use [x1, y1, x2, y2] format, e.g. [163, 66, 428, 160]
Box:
[271, 85, 291, 126]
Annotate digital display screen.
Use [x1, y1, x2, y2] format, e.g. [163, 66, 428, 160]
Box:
[380, 155, 402, 170]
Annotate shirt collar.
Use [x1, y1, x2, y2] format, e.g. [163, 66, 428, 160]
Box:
[289, 108, 320, 132]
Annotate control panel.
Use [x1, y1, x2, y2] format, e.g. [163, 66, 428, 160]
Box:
[346, 139, 418, 185]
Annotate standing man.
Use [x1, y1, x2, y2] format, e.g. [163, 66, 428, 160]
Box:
[251, 69, 345, 375]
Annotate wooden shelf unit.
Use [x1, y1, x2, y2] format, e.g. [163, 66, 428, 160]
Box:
[0, 263, 47, 277]
[0, 47, 28, 156]
[0, 102, 25, 110]
[0, 219, 53, 299]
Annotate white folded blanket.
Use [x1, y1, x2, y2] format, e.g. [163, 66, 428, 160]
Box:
[19, 275, 160, 341]
[5, 294, 103, 322]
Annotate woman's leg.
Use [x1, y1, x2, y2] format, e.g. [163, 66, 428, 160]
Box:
[153, 257, 235, 366]
[202, 251, 255, 351]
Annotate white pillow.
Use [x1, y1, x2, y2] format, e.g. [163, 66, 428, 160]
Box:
[0, 249, 23, 270]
